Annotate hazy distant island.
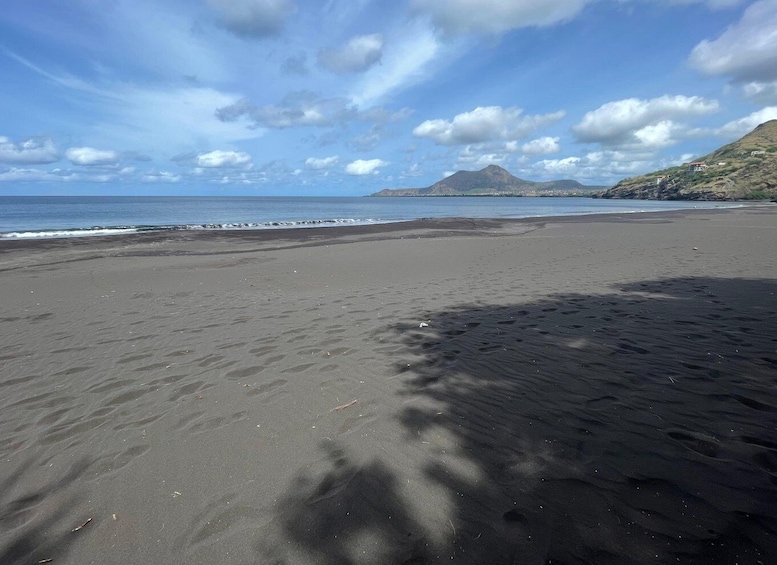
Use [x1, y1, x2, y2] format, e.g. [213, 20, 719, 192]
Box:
[373, 120, 777, 201]
[370, 164, 606, 197]
[598, 119, 777, 201]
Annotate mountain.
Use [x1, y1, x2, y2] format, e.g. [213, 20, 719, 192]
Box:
[371, 165, 605, 197]
[599, 120, 777, 200]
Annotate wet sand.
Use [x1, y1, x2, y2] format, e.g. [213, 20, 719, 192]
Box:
[1, 207, 776, 564]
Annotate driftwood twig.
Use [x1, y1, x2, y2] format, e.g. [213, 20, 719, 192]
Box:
[332, 399, 357, 412]
[72, 517, 92, 533]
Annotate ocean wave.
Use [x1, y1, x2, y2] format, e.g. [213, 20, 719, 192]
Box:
[0, 218, 380, 240]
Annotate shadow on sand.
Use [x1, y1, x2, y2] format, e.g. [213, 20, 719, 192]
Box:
[0, 458, 89, 565]
[267, 277, 777, 564]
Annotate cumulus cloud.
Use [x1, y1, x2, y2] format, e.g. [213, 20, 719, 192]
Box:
[456, 146, 507, 168]
[631, 120, 684, 149]
[0, 167, 122, 183]
[66, 147, 121, 166]
[413, 106, 565, 146]
[305, 156, 339, 169]
[533, 156, 584, 177]
[318, 34, 384, 74]
[0, 167, 65, 182]
[141, 171, 182, 183]
[521, 136, 561, 155]
[411, 0, 590, 35]
[715, 107, 777, 138]
[208, 0, 296, 38]
[216, 92, 407, 129]
[216, 94, 354, 128]
[688, 0, 777, 82]
[0, 136, 59, 165]
[345, 158, 387, 175]
[529, 149, 669, 183]
[742, 81, 777, 105]
[194, 150, 252, 168]
[571, 95, 719, 146]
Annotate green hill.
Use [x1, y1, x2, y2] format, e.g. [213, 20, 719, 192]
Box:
[599, 120, 777, 200]
[371, 165, 604, 197]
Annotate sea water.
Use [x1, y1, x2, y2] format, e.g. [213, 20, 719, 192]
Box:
[0, 196, 743, 239]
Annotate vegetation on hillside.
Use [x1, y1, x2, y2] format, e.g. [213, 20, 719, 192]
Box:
[599, 120, 777, 200]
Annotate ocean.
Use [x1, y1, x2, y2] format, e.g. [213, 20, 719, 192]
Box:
[0, 196, 743, 239]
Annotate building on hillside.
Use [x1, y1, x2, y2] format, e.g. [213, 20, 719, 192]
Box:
[688, 162, 708, 173]
[655, 175, 668, 185]
[750, 150, 766, 156]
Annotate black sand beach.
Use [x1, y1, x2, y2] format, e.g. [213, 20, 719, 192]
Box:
[1, 208, 776, 564]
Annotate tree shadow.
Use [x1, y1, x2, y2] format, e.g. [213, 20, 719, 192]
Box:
[258, 442, 432, 564]
[267, 276, 777, 564]
[392, 276, 777, 564]
[0, 458, 90, 565]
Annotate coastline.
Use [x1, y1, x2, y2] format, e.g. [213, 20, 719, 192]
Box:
[0, 195, 756, 241]
[2, 206, 776, 564]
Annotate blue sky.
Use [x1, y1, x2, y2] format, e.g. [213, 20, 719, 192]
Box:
[1, 0, 776, 196]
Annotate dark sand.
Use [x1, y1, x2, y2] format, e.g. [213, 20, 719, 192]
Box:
[1, 207, 776, 564]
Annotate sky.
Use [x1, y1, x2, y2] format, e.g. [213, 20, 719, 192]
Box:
[1, 0, 777, 196]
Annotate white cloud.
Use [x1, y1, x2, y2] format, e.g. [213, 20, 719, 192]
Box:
[207, 0, 296, 38]
[195, 150, 252, 168]
[66, 147, 121, 166]
[456, 148, 506, 168]
[688, 0, 777, 82]
[217, 93, 355, 129]
[216, 91, 408, 130]
[345, 158, 387, 175]
[305, 156, 339, 169]
[742, 81, 777, 105]
[715, 107, 777, 138]
[0, 136, 59, 165]
[350, 23, 439, 107]
[572, 95, 719, 146]
[318, 34, 384, 74]
[0, 166, 122, 183]
[413, 106, 565, 145]
[411, 0, 590, 35]
[0, 167, 66, 182]
[529, 149, 667, 183]
[632, 120, 681, 149]
[141, 171, 182, 183]
[521, 136, 561, 155]
[534, 156, 583, 177]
